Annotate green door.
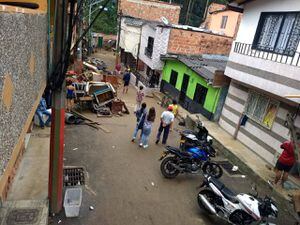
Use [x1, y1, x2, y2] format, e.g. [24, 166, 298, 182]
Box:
[98, 37, 103, 48]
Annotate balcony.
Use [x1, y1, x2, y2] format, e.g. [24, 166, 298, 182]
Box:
[145, 47, 153, 59]
[233, 42, 300, 67]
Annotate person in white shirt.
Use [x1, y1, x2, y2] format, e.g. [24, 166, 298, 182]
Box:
[155, 105, 174, 145]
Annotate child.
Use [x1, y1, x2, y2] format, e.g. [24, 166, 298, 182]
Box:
[135, 86, 145, 112]
[170, 99, 179, 118]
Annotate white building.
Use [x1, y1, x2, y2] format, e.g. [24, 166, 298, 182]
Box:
[138, 23, 170, 88]
[220, 0, 300, 165]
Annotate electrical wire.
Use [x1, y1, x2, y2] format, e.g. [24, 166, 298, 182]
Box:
[49, 0, 111, 90]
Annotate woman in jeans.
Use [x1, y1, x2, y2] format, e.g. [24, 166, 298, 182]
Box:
[140, 107, 156, 149]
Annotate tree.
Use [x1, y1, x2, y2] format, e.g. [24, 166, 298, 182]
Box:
[162, 0, 228, 27]
[86, 1, 118, 34]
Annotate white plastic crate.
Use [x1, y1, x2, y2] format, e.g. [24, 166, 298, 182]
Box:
[63, 187, 82, 217]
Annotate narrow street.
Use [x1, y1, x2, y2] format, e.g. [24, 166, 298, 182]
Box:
[50, 84, 294, 225]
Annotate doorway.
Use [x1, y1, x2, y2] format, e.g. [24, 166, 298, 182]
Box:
[179, 74, 189, 105]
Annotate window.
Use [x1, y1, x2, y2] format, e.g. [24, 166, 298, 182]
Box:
[245, 92, 279, 129]
[253, 12, 300, 56]
[220, 16, 228, 29]
[169, 70, 178, 87]
[193, 84, 208, 106]
[145, 37, 154, 58]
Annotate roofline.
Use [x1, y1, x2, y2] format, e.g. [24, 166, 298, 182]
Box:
[228, 0, 255, 5]
[157, 25, 233, 38]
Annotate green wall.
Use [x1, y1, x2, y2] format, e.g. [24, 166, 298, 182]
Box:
[162, 60, 221, 113]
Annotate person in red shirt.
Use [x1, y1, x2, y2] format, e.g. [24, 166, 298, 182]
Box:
[270, 141, 296, 187]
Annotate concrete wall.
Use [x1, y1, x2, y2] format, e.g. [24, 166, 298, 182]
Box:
[120, 18, 141, 58]
[219, 81, 300, 165]
[167, 28, 233, 55]
[225, 0, 300, 104]
[119, 0, 180, 24]
[139, 24, 170, 70]
[208, 10, 242, 38]
[0, 6, 47, 200]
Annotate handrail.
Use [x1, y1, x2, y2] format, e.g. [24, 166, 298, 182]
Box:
[233, 42, 300, 67]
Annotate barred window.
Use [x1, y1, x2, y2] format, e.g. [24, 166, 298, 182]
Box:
[245, 92, 279, 129]
[253, 12, 300, 56]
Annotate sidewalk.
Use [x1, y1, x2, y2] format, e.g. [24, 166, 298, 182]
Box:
[0, 127, 49, 225]
[153, 91, 300, 206]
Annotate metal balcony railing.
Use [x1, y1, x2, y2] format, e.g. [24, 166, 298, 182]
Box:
[145, 47, 153, 59]
[233, 42, 300, 67]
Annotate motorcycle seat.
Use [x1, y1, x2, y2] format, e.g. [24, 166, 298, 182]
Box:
[221, 187, 239, 204]
[209, 177, 238, 203]
[166, 146, 181, 152]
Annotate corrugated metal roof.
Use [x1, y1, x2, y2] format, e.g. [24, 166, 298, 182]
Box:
[161, 54, 228, 81]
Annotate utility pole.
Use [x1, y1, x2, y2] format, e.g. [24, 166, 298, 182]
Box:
[75, 0, 83, 73]
[185, 0, 192, 25]
[49, 0, 67, 214]
[88, 0, 92, 55]
[115, 9, 122, 66]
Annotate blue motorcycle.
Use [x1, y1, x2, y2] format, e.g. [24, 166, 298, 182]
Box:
[159, 145, 223, 179]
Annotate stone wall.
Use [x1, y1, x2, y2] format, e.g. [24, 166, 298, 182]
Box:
[0, 8, 47, 198]
[120, 0, 180, 24]
[167, 28, 233, 55]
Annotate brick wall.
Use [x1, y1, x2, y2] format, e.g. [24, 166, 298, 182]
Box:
[167, 28, 233, 55]
[120, 0, 180, 24]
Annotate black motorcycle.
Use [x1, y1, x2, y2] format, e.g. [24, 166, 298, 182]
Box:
[159, 146, 223, 179]
[179, 116, 213, 150]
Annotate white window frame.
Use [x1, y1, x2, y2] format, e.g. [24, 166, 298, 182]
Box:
[244, 91, 279, 129]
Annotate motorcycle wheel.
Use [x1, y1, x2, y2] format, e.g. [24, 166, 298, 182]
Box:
[160, 157, 180, 179]
[202, 162, 223, 178]
[197, 189, 216, 215]
[228, 209, 254, 225]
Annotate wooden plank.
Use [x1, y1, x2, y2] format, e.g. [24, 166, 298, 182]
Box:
[71, 110, 111, 133]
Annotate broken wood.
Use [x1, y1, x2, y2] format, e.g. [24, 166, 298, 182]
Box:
[71, 110, 111, 133]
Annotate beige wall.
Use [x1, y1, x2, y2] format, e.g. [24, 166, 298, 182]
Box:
[208, 11, 242, 38]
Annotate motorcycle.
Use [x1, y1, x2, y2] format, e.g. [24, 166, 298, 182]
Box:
[180, 116, 213, 151]
[159, 146, 223, 179]
[197, 175, 278, 225]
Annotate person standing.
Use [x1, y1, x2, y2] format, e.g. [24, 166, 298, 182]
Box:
[156, 105, 174, 145]
[132, 103, 147, 142]
[36, 96, 51, 129]
[140, 107, 156, 149]
[123, 68, 131, 94]
[135, 86, 145, 112]
[115, 63, 121, 76]
[269, 140, 296, 188]
[66, 80, 76, 112]
[169, 99, 179, 118]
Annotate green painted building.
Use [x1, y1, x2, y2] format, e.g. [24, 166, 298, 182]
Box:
[160, 54, 230, 120]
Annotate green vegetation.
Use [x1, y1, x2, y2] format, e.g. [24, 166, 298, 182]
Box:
[88, 1, 117, 35]
[87, 0, 228, 34]
[162, 0, 229, 27]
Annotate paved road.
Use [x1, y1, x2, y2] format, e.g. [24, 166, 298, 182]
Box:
[50, 87, 294, 225]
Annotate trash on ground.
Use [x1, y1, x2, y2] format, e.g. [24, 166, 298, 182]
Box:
[89, 206, 94, 210]
[151, 182, 155, 186]
[73, 148, 78, 151]
[232, 166, 239, 172]
[58, 219, 62, 224]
